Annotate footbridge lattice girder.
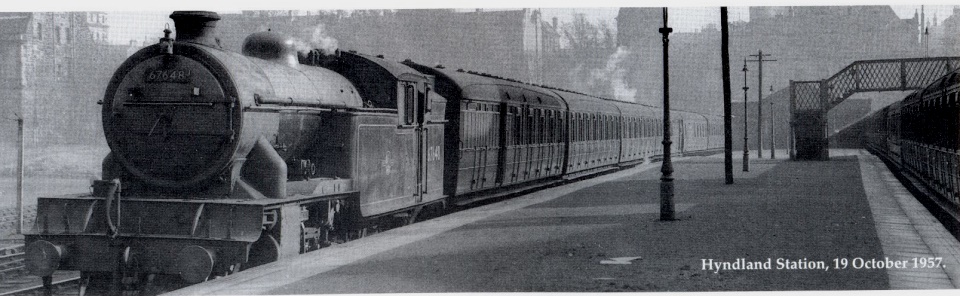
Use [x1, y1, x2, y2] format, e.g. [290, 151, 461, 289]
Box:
[822, 57, 960, 110]
[789, 56, 960, 160]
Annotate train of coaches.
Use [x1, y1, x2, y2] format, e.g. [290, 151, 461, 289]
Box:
[861, 69, 960, 219]
[22, 11, 724, 293]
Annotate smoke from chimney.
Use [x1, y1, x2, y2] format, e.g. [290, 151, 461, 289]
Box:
[590, 46, 639, 102]
[292, 24, 339, 56]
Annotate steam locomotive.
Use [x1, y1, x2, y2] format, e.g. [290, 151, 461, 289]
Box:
[24, 11, 723, 293]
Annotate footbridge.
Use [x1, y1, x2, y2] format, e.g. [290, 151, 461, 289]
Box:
[789, 57, 960, 160]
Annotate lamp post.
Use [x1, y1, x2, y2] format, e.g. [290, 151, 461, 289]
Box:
[658, 7, 675, 221]
[741, 59, 749, 172]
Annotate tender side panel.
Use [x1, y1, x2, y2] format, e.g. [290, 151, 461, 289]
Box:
[357, 122, 418, 215]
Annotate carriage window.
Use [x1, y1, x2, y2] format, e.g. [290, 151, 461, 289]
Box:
[600, 115, 605, 140]
[583, 114, 588, 141]
[552, 112, 558, 143]
[569, 113, 574, 142]
[573, 113, 578, 142]
[520, 108, 527, 145]
[526, 108, 534, 145]
[533, 109, 540, 144]
[597, 115, 601, 141]
[539, 110, 546, 144]
[467, 110, 474, 148]
[643, 119, 647, 137]
[574, 114, 579, 142]
[545, 110, 551, 143]
[611, 116, 615, 139]
[511, 108, 518, 145]
[633, 118, 637, 138]
[555, 113, 561, 143]
[552, 110, 558, 143]
[600, 115, 610, 140]
[610, 116, 615, 139]
[607, 115, 612, 140]
[581, 113, 586, 141]
[518, 108, 524, 145]
[602, 115, 608, 140]
[590, 114, 595, 141]
[586, 114, 591, 141]
[603, 116, 608, 140]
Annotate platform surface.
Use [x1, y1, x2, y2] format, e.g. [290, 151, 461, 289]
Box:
[170, 149, 960, 294]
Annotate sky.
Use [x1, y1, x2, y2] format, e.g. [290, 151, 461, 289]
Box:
[3, 0, 957, 45]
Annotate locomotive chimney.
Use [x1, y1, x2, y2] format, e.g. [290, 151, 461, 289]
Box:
[170, 11, 221, 47]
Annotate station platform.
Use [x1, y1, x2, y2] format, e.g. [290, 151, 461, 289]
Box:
[171, 149, 960, 294]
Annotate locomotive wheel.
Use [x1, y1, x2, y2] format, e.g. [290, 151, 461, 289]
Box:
[245, 233, 280, 270]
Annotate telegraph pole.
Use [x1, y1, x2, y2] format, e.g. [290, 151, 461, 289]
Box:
[741, 59, 749, 172]
[720, 7, 733, 184]
[748, 50, 776, 159]
[658, 7, 675, 221]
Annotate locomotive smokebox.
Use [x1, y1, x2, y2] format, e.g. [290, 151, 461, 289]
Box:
[170, 11, 221, 47]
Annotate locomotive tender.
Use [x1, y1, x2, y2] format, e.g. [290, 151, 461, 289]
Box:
[24, 11, 723, 291]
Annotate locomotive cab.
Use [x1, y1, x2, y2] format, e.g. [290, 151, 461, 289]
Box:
[316, 52, 448, 216]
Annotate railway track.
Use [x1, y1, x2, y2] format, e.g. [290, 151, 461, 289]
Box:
[0, 274, 80, 296]
[0, 206, 40, 295]
[0, 244, 25, 278]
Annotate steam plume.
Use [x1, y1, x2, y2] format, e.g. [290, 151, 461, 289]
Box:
[590, 46, 638, 102]
[293, 24, 339, 56]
